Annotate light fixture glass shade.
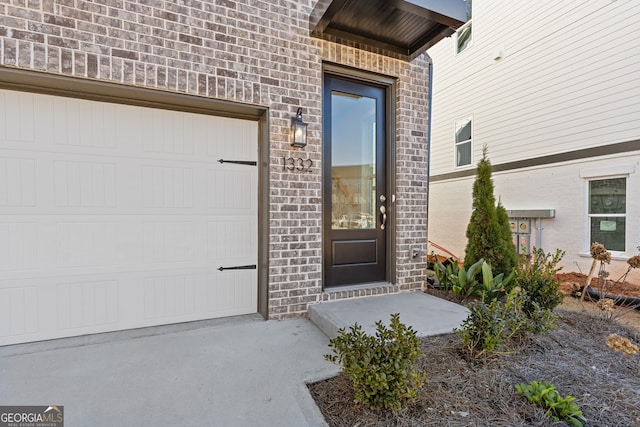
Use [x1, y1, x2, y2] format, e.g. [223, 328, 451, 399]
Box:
[290, 117, 308, 147]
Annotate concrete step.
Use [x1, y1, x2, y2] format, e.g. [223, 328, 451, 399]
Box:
[308, 291, 469, 339]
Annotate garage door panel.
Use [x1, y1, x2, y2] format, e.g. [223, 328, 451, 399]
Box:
[2, 216, 257, 276]
[207, 219, 256, 263]
[52, 97, 116, 149]
[1, 144, 257, 213]
[142, 108, 196, 156]
[114, 106, 143, 154]
[0, 89, 258, 346]
[0, 222, 38, 272]
[207, 270, 257, 315]
[0, 90, 36, 143]
[207, 169, 254, 211]
[205, 116, 258, 161]
[142, 221, 196, 265]
[1, 266, 256, 344]
[57, 222, 119, 268]
[0, 157, 36, 207]
[0, 285, 38, 338]
[56, 279, 119, 331]
[143, 165, 194, 209]
[54, 160, 117, 208]
[143, 274, 197, 321]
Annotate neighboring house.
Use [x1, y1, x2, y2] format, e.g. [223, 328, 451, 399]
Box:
[427, 1, 640, 276]
[0, 0, 467, 345]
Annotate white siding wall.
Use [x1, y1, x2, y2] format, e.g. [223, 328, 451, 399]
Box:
[427, 0, 640, 274]
[429, 153, 640, 279]
[428, 0, 640, 174]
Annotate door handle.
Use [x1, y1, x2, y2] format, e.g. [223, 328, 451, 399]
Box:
[380, 205, 387, 230]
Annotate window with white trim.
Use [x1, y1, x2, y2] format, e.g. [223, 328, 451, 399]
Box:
[456, 0, 473, 54]
[455, 116, 472, 167]
[588, 177, 626, 252]
[456, 20, 472, 54]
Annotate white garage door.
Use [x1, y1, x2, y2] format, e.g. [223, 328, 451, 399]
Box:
[0, 89, 258, 345]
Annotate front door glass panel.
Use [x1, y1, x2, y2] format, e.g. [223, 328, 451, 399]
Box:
[331, 91, 376, 230]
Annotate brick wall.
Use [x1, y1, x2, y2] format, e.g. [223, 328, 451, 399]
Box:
[0, 0, 430, 318]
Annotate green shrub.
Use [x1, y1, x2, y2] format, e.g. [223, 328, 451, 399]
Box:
[325, 314, 426, 411]
[455, 288, 528, 357]
[515, 248, 565, 314]
[516, 380, 586, 426]
[522, 299, 557, 334]
[455, 251, 564, 357]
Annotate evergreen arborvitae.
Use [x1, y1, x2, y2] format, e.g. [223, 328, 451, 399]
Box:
[464, 148, 516, 276]
[496, 201, 518, 274]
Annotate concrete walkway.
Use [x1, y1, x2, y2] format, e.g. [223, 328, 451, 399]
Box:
[309, 291, 469, 339]
[0, 315, 339, 427]
[0, 292, 469, 427]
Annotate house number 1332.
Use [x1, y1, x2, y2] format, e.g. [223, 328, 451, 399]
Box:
[283, 156, 313, 172]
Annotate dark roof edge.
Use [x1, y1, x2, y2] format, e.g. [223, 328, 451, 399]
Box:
[430, 139, 640, 182]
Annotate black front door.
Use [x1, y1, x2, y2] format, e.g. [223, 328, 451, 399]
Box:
[323, 75, 387, 287]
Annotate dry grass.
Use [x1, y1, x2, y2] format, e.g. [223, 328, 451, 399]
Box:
[309, 309, 640, 427]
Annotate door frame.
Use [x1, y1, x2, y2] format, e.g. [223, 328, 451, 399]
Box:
[322, 63, 397, 288]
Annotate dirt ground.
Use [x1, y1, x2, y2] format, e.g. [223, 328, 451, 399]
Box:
[557, 271, 640, 298]
[309, 277, 640, 427]
[558, 272, 640, 332]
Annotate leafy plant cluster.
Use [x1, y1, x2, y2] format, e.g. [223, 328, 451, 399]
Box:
[516, 248, 564, 314]
[448, 147, 563, 356]
[455, 248, 564, 356]
[434, 258, 514, 303]
[325, 314, 426, 411]
[516, 380, 586, 426]
[432, 257, 457, 293]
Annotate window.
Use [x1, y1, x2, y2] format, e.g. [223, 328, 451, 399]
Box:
[456, 20, 472, 54]
[456, 0, 473, 54]
[455, 116, 472, 167]
[589, 178, 626, 252]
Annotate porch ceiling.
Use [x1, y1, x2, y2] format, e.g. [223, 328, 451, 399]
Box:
[310, 0, 468, 60]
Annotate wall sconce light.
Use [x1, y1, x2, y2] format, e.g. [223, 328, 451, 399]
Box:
[290, 107, 308, 148]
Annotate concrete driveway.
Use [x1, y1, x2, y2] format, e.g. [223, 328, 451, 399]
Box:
[0, 315, 339, 427]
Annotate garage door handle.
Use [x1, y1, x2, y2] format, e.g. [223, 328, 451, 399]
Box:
[218, 264, 257, 271]
[218, 159, 257, 166]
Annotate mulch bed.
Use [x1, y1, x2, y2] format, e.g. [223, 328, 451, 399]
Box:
[308, 309, 640, 426]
